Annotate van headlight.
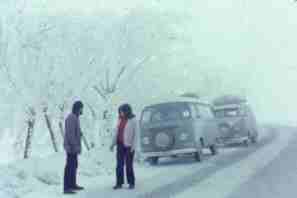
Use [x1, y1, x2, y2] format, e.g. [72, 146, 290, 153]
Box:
[142, 137, 150, 145]
[180, 133, 188, 141]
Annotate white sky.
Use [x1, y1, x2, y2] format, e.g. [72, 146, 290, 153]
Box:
[2, 0, 297, 124]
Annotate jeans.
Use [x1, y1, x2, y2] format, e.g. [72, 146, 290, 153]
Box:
[64, 153, 78, 190]
[116, 143, 135, 186]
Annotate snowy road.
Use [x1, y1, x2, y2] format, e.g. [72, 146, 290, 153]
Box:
[72, 125, 295, 198]
[226, 127, 297, 198]
[176, 126, 295, 198]
[19, 125, 295, 198]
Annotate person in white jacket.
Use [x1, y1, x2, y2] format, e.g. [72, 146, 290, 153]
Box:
[110, 104, 137, 190]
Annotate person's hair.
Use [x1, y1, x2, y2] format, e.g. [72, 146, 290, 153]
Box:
[72, 101, 84, 115]
[118, 104, 135, 119]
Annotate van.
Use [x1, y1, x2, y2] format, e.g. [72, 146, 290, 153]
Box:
[139, 97, 219, 165]
[212, 95, 258, 146]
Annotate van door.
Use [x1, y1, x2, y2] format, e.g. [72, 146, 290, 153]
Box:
[186, 103, 202, 148]
[196, 104, 219, 146]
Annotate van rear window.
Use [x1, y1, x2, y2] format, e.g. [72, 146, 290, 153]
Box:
[141, 103, 191, 124]
[214, 108, 245, 118]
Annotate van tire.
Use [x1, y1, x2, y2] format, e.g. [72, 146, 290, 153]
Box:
[149, 157, 159, 165]
[243, 139, 249, 147]
[210, 145, 218, 155]
[200, 138, 205, 148]
[194, 150, 203, 162]
[250, 136, 258, 144]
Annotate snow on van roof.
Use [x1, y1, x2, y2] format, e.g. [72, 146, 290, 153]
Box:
[145, 96, 211, 108]
[213, 95, 247, 106]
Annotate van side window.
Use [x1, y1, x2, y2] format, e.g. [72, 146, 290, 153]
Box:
[198, 105, 213, 119]
[238, 105, 247, 116]
[141, 109, 152, 124]
[189, 104, 199, 118]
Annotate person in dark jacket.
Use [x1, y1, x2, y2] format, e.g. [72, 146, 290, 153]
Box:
[63, 101, 84, 194]
[110, 104, 137, 190]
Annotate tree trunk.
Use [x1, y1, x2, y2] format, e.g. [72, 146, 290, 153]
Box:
[44, 113, 58, 152]
[24, 119, 35, 159]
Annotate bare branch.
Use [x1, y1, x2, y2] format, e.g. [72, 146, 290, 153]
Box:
[127, 56, 152, 79]
[93, 85, 107, 101]
[78, 56, 97, 95]
[111, 65, 127, 92]
[38, 23, 55, 35]
[106, 68, 110, 92]
[99, 81, 106, 94]
[112, 56, 153, 95]
[86, 103, 97, 120]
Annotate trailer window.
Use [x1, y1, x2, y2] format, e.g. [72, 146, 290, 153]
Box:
[198, 105, 214, 119]
[214, 108, 243, 117]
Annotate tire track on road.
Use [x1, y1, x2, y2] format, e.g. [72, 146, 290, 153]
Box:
[137, 127, 278, 198]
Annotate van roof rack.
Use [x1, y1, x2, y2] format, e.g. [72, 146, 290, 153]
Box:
[146, 96, 211, 108]
[213, 95, 247, 106]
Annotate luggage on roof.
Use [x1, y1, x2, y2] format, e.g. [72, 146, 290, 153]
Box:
[213, 95, 247, 106]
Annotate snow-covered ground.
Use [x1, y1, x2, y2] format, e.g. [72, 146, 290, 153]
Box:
[1, 125, 295, 198]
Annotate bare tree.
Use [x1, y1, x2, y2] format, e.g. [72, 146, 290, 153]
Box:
[89, 11, 169, 143]
[0, 1, 62, 158]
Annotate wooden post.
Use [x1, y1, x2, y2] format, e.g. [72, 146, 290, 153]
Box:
[58, 103, 66, 140]
[43, 107, 58, 152]
[24, 119, 35, 159]
[24, 107, 36, 159]
[58, 121, 64, 140]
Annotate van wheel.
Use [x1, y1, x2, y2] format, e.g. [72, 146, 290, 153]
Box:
[194, 150, 203, 162]
[200, 138, 205, 147]
[149, 157, 159, 165]
[243, 139, 249, 147]
[210, 145, 218, 155]
[250, 136, 258, 144]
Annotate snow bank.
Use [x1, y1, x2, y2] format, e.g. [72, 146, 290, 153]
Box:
[0, 147, 116, 198]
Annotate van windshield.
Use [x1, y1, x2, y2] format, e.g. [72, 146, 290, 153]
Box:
[141, 103, 191, 124]
[214, 108, 245, 118]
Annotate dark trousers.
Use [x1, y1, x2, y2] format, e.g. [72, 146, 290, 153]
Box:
[64, 153, 78, 190]
[116, 143, 135, 186]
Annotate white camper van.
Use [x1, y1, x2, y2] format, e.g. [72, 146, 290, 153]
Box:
[140, 97, 220, 165]
[212, 95, 258, 146]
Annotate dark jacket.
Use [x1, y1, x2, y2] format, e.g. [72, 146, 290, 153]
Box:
[64, 113, 82, 154]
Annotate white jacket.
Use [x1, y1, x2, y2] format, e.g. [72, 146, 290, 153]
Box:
[111, 117, 138, 151]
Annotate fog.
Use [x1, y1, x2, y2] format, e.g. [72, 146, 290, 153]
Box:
[1, 0, 297, 127]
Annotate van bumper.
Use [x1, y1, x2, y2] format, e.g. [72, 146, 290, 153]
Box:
[217, 136, 249, 145]
[141, 148, 198, 158]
